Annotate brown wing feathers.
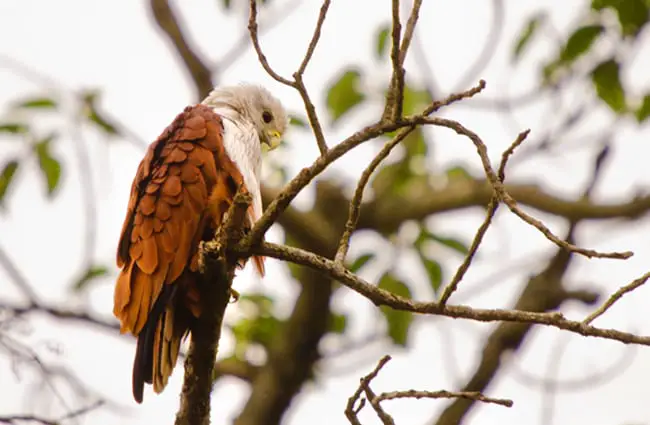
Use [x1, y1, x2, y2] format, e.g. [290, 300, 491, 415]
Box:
[113, 105, 259, 403]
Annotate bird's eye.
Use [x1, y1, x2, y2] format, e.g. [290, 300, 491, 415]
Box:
[262, 111, 273, 123]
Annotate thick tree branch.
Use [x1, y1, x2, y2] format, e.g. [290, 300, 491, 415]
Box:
[361, 178, 650, 232]
[149, 0, 213, 99]
[234, 241, 650, 346]
[174, 192, 251, 425]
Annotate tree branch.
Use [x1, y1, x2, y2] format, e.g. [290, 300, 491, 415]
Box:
[149, 0, 213, 99]
[234, 241, 650, 346]
[174, 191, 251, 425]
[335, 126, 416, 263]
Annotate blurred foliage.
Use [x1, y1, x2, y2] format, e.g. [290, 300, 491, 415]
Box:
[326, 69, 365, 124]
[33, 133, 61, 197]
[81, 91, 120, 136]
[375, 24, 390, 59]
[229, 293, 282, 359]
[378, 272, 413, 346]
[73, 265, 109, 292]
[514, 0, 650, 120]
[0, 160, 19, 207]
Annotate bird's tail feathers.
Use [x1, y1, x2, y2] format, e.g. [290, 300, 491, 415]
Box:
[132, 284, 189, 403]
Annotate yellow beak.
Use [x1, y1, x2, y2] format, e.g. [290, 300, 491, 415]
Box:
[265, 130, 282, 150]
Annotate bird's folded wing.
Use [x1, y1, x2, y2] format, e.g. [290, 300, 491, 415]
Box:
[113, 105, 229, 335]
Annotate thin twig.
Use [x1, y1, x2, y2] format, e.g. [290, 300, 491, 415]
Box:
[335, 127, 416, 263]
[383, 0, 404, 121]
[438, 197, 498, 305]
[398, 0, 423, 65]
[292, 0, 332, 156]
[363, 382, 395, 425]
[216, 0, 303, 75]
[295, 0, 332, 77]
[423, 80, 486, 115]
[249, 0, 329, 155]
[414, 116, 633, 260]
[345, 355, 392, 425]
[582, 271, 650, 325]
[0, 244, 37, 301]
[374, 389, 513, 408]
[248, 0, 295, 87]
[438, 130, 530, 305]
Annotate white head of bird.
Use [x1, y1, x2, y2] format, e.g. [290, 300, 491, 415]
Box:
[202, 83, 289, 151]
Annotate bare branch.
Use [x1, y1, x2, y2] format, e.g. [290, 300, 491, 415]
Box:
[582, 271, 650, 325]
[335, 127, 416, 263]
[398, 0, 423, 65]
[415, 116, 633, 260]
[243, 81, 488, 251]
[0, 302, 119, 332]
[438, 130, 530, 305]
[0, 244, 37, 300]
[248, 0, 295, 87]
[175, 191, 252, 425]
[149, 0, 213, 98]
[237, 241, 650, 346]
[295, 0, 332, 77]
[383, 0, 405, 121]
[345, 355, 392, 425]
[375, 389, 513, 408]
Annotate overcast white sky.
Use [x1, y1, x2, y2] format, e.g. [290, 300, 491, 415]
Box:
[1, 1, 650, 424]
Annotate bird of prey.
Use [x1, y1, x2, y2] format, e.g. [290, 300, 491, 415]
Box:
[112, 84, 288, 403]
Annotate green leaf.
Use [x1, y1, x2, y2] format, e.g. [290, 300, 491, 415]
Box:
[591, 0, 615, 10]
[289, 114, 308, 128]
[13, 97, 57, 110]
[0, 123, 28, 134]
[429, 233, 469, 255]
[615, 0, 649, 36]
[328, 313, 348, 334]
[33, 134, 62, 196]
[445, 165, 473, 182]
[349, 253, 375, 273]
[73, 265, 109, 291]
[326, 69, 365, 124]
[231, 315, 281, 357]
[635, 94, 650, 123]
[402, 85, 433, 117]
[0, 160, 19, 205]
[378, 273, 413, 346]
[594, 0, 649, 36]
[559, 25, 604, 63]
[512, 12, 545, 62]
[238, 293, 275, 315]
[591, 59, 626, 113]
[375, 24, 390, 59]
[222, 0, 231, 9]
[81, 91, 119, 136]
[421, 256, 443, 293]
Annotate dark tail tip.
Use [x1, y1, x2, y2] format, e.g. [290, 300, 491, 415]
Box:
[130, 284, 178, 404]
[132, 329, 150, 404]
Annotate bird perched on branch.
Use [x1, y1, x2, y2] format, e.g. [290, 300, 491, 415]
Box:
[112, 84, 288, 403]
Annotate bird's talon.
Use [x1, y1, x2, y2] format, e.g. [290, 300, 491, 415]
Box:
[229, 288, 240, 303]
